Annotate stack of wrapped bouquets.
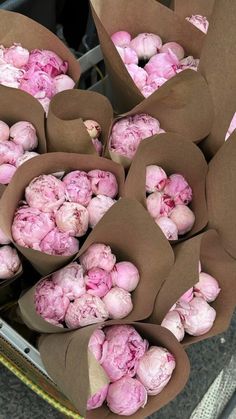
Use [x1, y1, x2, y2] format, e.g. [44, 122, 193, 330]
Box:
[0, 1, 236, 418]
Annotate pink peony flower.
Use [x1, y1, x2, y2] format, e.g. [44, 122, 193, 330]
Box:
[161, 310, 185, 342]
[147, 192, 175, 219]
[16, 151, 39, 167]
[88, 329, 106, 362]
[194, 272, 221, 302]
[102, 325, 148, 381]
[87, 384, 109, 411]
[25, 174, 66, 213]
[0, 163, 17, 184]
[111, 261, 140, 292]
[0, 141, 23, 165]
[107, 377, 147, 415]
[125, 63, 148, 89]
[52, 262, 85, 300]
[0, 245, 21, 280]
[178, 287, 194, 303]
[65, 293, 109, 328]
[88, 169, 118, 198]
[35, 278, 70, 326]
[92, 138, 103, 155]
[103, 287, 133, 319]
[160, 42, 185, 60]
[63, 170, 92, 207]
[20, 69, 55, 99]
[116, 46, 138, 65]
[87, 195, 116, 228]
[182, 297, 216, 336]
[136, 346, 176, 395]
[111, 31, 131, 47]
[0, 120, 9, 142]
[39, 227, 79, 256]
[177, 55, 199, 73]
[10, 121, 38, 151]
[38, 97, 51, 115]
[144, 50, 180, 78]
[55, 202, 89, 237]
[0, 63, 24, 88]
[4, 43, 29, 68]
[85, 267, 112, 298]
[26, 49, 68, 77]
[158, 194, 176, 217]
[12, 205, 55, 249]
[141, 84, 156, 98]
[130, 33, 162, 60]
[164, 174, 192, 205]
[225, 112, 236, 141]
[80, 243, 116, 272]
[0, 227, 10, 245]
[155, 216, 178, 241]
[186, 15, 209, 34]
[53, 74, 75, 94]
[169, 205, 195, 235]
[146, 165, 167, 193]
[83, 119, 102, 139]
[146, 72, 167, 90]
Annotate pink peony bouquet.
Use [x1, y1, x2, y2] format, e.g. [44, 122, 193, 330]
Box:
[34, 243, 140, 328]
[0, 227, 22, 280]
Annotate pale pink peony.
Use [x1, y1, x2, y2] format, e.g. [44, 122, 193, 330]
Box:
[146, 72, 167, 90]
[4, 44, 29, 68]
[55, 202, 89, 237]
[130, 33, 162, 60]
[136, 346, 176, 395]
[111, 261, 140, 292]
[87, 195, 116, 228]
[26, 49, 68, 77]
[87, 384, 109, 411]
[155, 216, 178, 241]
[12, 205, 55, 249]
[103, 287, 133, 319]
[88, 329, 106, 362]
[63, 170, 92, 207]
[178, 55, 199, 72]
[182, 297, 216, 336]
[164, 174, 192, 205]
[194, 272, 221, 302]
[53, 74, 75, 94]
[146, 165, 167, 193]
[38, 97, 51, 115]
[178, 287, 194, 303]
[25, 174, 66, 213]
[20, 69, 55, 99]
[92, 138, 103, 155]
[39, 228, 79, 256]
[0, 141, 23, 165]
[0, 227, 10, 245]
[199, 261, 202, 273]
[144, 50, 180, 78]
[125, 63, 148, 89]
[107, 377, 147, 415]
[116, 46, 138, 65]
[10, 121, 38, 151]
[225, 112, 236, 141]
[35, 279, 70, 326]
[16, 151, 39, 167]
[160, 42, 185, 60]
[161, 310, 185, 342]
[88, 169, 118, 198]
[85, 267, 112, 298]
[52, 262, 85, 300]
[0, 163, 17, 184]
[83, 119, 102, 139]
[102, 325, 148, 381]
[0, 245, 21, 280]
[158, 193, 175, 216]
[169, 205, 195, 235]
[65, 293, 109, 328]
[186, 15, 209, 34]
[0, 120, 9, 142]
[80, 243, 116, 272]
[147, 192, 175, 219]
[0, 63, 24, 88]
[141, 84, 156, 98]
[111, 31, 131, 47]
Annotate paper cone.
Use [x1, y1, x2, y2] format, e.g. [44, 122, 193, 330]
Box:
[150, 230, 236, 346]
[39, 321, 190, 418]
[125, 134, 208, 241]
[173, 0, 215, 19]
[0, 152, 125, 276]
[18, 198, 174, 333]
[90, 0, 205, 112]
[46, 90, 113, 154]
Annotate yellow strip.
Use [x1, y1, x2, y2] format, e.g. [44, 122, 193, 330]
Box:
[0, 354, 83, 419]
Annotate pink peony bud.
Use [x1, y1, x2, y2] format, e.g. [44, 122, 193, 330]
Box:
[88, 329, 106, 362]
[87, 384, 109, 411]
[130, 33, 162, 60]
[107, 377, 147, 415]
[25, 174, 66, 213]
[53, 74, 75, 94]
[144, 50, 180, 78]
[182, 297, 216, 336]
[39, 228, 79, 256]
[194, 272, 221, 302]
[102, 325, 148, 381]
[80, 243, 116, 272]
[136, 346, 176, 395]
[225, 112, 236, 141]
[16, 151, 39, 167]
[35, 278, 70, 326]
[65, 293, 109, 328]
[0, 245, 21, 280]
[147, 192, 175, 219]
[0, 141, 23, 165]
[20, 69, 55, 99]
[63, 170, 92, 207]
[87, 195, 116, 228]
[12, 205, 55, 249]
[10, 121, 38, 151]
[164, 174, 192, 205]
[155, 216, 178, 241]
[0, 227, 10, 245]
[178, 287, 194, 303]
[186, 15, 209, 34]
[160, 42, 185, 60]
[102, 287, 133, 319]
[161, 310, 185, 342]
[146, 165, 167, 193]
[55, 202, 89, 237]
[125, 64, 148, 89]
[85, 267, 112, 298]
[92, 138, 103, 155]
[88, 169, 118, 198]
[169, 205, 195, 235]
[27, 49, 68, 77]
[116, 46, 138, 65]
[0, 63, 24, 88]
[52, 262, 85, 300]
[0, 163, 17, 184]
[4, 43, 29, 68]
[111, 261, 140, 292]
[0, 120, 9, 142]
[111, 31, 132, 47]
[83, 119, 102, 139]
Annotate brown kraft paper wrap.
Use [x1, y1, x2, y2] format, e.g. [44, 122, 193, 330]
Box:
[39, 321, 190, 418]
[18, 198, 174, 333]
[105, 70, 213, 169]
[90, 0, 205, 112]
[198, 0, 236, 157]
[150, 230, 236, 346]
[46, 90, 113, 154]
[206, 132, 236, 259]
[0, 152, 125, 276]
[125, 134, 208, 241]
[172, 0, 215, 20]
